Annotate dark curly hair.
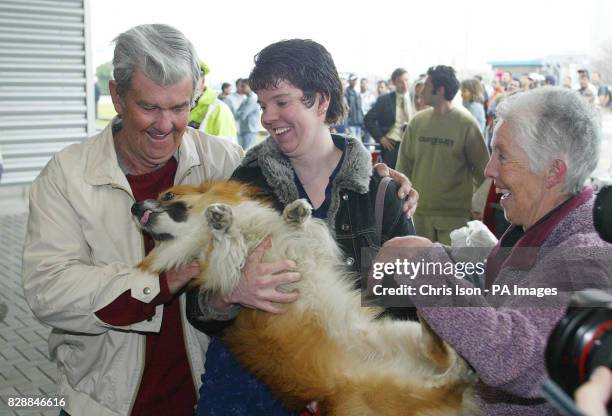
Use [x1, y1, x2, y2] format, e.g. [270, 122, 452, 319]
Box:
[427, 65, 460, 101]
[248, 39, 345, 125]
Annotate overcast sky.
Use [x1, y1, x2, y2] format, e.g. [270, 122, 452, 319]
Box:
[90, 0, 612, 87]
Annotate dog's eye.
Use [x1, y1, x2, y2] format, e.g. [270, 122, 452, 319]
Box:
[161, 192, 175, 201]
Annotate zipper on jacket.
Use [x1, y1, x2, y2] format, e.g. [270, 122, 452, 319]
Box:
[110, 182, 133, 198]
[180, 298, 200, 397]
[127, 336, 146, 415]
[110, 182, 148, 415]
[175, 169, 203, 397]
[176, 166, 194, 185]
[110, 182, 146, 262]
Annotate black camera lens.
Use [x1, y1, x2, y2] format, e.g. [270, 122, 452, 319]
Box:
[545, 290, 612, 396]
[594, 185, 612, 244]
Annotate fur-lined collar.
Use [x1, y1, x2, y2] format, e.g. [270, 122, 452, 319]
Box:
[239, 134, 372, 232]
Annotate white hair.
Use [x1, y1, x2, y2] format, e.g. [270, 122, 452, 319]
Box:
[495, 87, 601, 194]
[112, 24, 201, 104]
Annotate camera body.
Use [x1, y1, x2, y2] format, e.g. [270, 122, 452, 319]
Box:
[594, 184, 612, 243]
[546, 289, 612, 395]
[545, 185, 612, 397]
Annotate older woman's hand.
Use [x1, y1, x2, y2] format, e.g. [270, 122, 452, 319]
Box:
[366, 236, 434, 293]
[384, 235, 433, 249]
[376, 235, 434, 268]
[374, 163, 419, 217]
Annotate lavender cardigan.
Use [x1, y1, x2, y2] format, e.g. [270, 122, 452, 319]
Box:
[409, 190, 612, 415]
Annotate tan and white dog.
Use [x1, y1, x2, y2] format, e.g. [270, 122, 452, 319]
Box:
[131, 181, 477, 415]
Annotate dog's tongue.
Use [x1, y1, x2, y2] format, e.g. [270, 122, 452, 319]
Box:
[140, 209, 151, 225]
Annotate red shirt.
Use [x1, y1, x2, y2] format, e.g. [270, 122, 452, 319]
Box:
[95, 157, 197, 415]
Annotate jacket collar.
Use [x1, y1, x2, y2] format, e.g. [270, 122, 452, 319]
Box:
[485, 187, 594, 287]
[84, 118, 201, 188]
[83, 120, 126, 187]
[239, 134, 372, 231]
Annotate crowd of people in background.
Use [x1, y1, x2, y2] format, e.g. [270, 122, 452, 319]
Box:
[194, 64, 609, 244]
[188, 67, 260, 150]
[486, 68, 610, 149]
[200, 64, 611, 156]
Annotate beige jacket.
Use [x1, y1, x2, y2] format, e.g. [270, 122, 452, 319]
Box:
[22, 122, 243, 416]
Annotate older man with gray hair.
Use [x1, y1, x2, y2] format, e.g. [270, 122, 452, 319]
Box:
[379, 87, 611, 415]
[21, 24, 302, 416]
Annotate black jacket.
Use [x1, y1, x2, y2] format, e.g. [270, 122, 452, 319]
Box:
[186, 135, 415, 333]
[364, 92, 397, 142]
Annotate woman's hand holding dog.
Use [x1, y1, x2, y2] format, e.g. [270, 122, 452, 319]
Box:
[226, 237, 302, 314]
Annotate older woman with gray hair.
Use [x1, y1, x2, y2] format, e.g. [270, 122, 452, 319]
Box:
[380, 87, 611, 415]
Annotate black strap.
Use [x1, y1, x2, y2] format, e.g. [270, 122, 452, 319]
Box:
[375, 176, 392, 246]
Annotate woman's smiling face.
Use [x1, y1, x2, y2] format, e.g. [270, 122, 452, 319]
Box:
[485, 121, 550, 229]
[257, 80, 329, 157]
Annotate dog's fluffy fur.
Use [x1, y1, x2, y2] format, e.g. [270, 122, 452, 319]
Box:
[132, 181, 477, 415]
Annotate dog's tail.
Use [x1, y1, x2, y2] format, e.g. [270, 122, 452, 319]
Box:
[321, 376, 477, 416]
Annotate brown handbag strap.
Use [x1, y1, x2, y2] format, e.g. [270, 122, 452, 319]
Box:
[375, 176, 392, 246]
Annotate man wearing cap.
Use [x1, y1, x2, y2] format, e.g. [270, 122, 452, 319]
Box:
[344, 73, 364, 140]
[188, 60, 238, 142]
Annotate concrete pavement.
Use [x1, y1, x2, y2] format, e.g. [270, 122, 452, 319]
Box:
[0, 204, 58, 416]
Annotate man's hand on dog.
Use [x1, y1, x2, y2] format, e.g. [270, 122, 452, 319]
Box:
[227, 237, 301, 314]
[166, 262, 201, 295]
[374, 163, 419, 217]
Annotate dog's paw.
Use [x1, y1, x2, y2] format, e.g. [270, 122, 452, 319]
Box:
[205, 203, 233, 232]
[283, 199, 312, 226]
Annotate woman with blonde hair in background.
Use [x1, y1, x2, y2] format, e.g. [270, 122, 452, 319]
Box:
[461, 78, 486, 134]
[413, 78, 429, 112]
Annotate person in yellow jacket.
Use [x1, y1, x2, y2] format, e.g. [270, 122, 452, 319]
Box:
[189, 61, 238, 143]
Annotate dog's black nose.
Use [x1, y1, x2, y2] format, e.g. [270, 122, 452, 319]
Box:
[131, 202, 144, 217]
